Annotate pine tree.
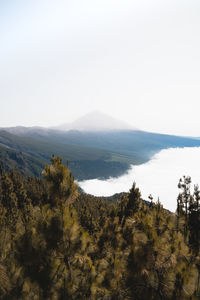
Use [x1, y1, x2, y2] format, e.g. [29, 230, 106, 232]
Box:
[42, 156, 78, 206]
[125, 182, 141, 217]
[177, 176, 192, 239]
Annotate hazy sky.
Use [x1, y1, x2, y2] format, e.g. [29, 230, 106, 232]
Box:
[1, 0, 200, 135]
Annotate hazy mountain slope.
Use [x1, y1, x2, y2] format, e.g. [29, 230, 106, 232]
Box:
[0, 130, 110, 162]
[53, 130, 200, 154]
[5, 111, 200, 164]
[53, 111, 134, 131]
[0, 130, 129, 180]
[9, 128, 200, 164]
[0, 144, 45, 177]
[2, 111, 200, 180]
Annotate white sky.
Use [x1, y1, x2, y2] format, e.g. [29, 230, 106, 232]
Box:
[1, 0, 200, 136]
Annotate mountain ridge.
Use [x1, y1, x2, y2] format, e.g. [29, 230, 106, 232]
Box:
[1, 112, 200, 181]
[53, 111, 135, 132]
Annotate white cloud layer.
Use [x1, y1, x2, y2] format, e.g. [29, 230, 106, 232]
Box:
[79, 147, 200, 212]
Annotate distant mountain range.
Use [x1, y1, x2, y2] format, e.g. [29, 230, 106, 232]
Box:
[1, 112, 200, 180]
[53, 111, 135, 131]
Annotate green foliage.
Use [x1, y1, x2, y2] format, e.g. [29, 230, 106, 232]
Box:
[125, 182, 141, 216]
[2, 127, 200, 181]
[42, 156, 78, 206]
[0, 158, 200, 299]
[0, 130, 129, 180]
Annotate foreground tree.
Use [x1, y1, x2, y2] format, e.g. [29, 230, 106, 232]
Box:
[42, 156, 78, 206]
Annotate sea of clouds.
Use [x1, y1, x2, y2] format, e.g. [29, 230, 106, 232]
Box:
[79, 147, 200, 212]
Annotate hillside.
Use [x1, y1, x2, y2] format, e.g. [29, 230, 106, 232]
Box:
[0, 130, 129, 180]
[2, 112, 200, 180]
[35, 129, 200, 163]
[0, 144, 45, 177]
[54, 111, 134, 131]
[3, 126, 200, 164]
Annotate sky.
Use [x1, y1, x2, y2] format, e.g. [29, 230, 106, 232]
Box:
[79, 147, 200, 212]
[1, 0, 200, 136]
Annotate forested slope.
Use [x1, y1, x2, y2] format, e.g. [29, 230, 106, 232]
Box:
[0, 130, 129, 180]
[2, 127, 200, 181]
[0, 144, 44, 177]
[5, 127, 200, 163]
[0, 157, 200, 299]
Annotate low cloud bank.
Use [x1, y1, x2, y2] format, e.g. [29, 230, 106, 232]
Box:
[79, 147, 200, 212]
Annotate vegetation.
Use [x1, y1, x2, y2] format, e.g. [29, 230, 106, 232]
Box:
[2, 127, 200, 180]
[0, 157, 200, 299]
[0, 144, 44, 177]
[0, 130, 129, 180]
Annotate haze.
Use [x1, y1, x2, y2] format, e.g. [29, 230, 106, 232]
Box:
[1, 1, 200, 136]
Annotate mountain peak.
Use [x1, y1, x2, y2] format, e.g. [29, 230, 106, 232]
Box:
[55, 111, 135, 132]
